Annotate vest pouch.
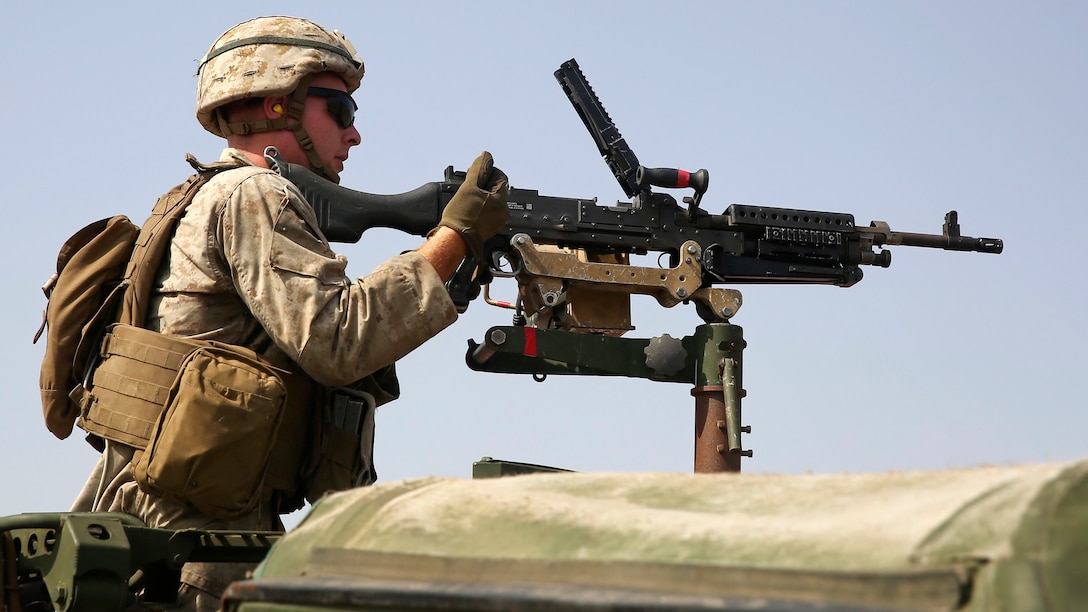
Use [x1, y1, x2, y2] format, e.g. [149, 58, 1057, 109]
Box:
[134, 344, 289, 520]
[305, 387, 376, 503]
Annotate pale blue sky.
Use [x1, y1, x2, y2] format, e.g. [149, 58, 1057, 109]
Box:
[2, 1, 1084, 519]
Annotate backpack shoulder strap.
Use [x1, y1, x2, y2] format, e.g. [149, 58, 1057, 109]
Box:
[120, 154, 241, 327]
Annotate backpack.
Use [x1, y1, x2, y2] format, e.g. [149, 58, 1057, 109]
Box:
[34, 155, 238, 440]
[35, 216, 139, 439]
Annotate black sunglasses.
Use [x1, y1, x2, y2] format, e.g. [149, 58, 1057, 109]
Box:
[307, 87, 358, 129]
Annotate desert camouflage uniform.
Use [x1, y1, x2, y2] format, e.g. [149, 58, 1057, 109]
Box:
[72, 148, 458, 609]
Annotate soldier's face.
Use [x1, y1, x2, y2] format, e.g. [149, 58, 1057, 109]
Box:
[301, 73, 361, 181]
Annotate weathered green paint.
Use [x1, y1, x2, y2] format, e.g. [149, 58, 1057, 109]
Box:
[233, 460, 1088, 610]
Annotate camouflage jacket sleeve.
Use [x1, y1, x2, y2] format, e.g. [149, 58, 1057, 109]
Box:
[215, 166, 457, 387]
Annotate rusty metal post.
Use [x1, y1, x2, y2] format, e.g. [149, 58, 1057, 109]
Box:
[691, 323, 749, 473]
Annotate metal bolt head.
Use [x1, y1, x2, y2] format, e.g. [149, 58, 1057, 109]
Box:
[489, 329, 507, 345]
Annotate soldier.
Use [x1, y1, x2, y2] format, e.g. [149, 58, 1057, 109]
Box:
[69, 15, 508, 610]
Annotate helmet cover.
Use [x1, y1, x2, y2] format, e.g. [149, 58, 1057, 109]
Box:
[196, 16, 364, 137]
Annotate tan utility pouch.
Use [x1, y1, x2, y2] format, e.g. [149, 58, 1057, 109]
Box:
[81, 325, 314, 518]
[133, 342, 290, 520]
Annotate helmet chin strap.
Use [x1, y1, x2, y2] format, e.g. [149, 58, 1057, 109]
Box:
[284, 75, 338, 183]
[215, 75, 338, 183]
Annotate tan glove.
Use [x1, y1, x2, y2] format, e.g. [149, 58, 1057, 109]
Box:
[435, 151, 509, 262]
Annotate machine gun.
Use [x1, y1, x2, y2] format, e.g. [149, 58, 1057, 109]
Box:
[266, 58, 1002, 472]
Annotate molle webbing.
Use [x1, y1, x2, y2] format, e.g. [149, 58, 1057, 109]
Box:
[77, 326, 202, 448]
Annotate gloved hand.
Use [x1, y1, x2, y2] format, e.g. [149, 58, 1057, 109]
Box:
[434, 151, 509, 262]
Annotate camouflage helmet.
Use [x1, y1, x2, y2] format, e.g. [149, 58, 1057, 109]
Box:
[196, 16, 365, 138]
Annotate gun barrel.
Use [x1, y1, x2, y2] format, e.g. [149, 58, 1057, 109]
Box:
[892, 231, 1004, 254]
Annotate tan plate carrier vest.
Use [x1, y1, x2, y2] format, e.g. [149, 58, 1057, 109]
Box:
[71, 157, 321, 515]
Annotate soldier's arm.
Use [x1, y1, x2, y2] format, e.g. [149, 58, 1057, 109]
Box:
[416, 226, 469, 282]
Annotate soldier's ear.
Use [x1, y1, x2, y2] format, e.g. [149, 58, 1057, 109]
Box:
[264, 97, 288, 119]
